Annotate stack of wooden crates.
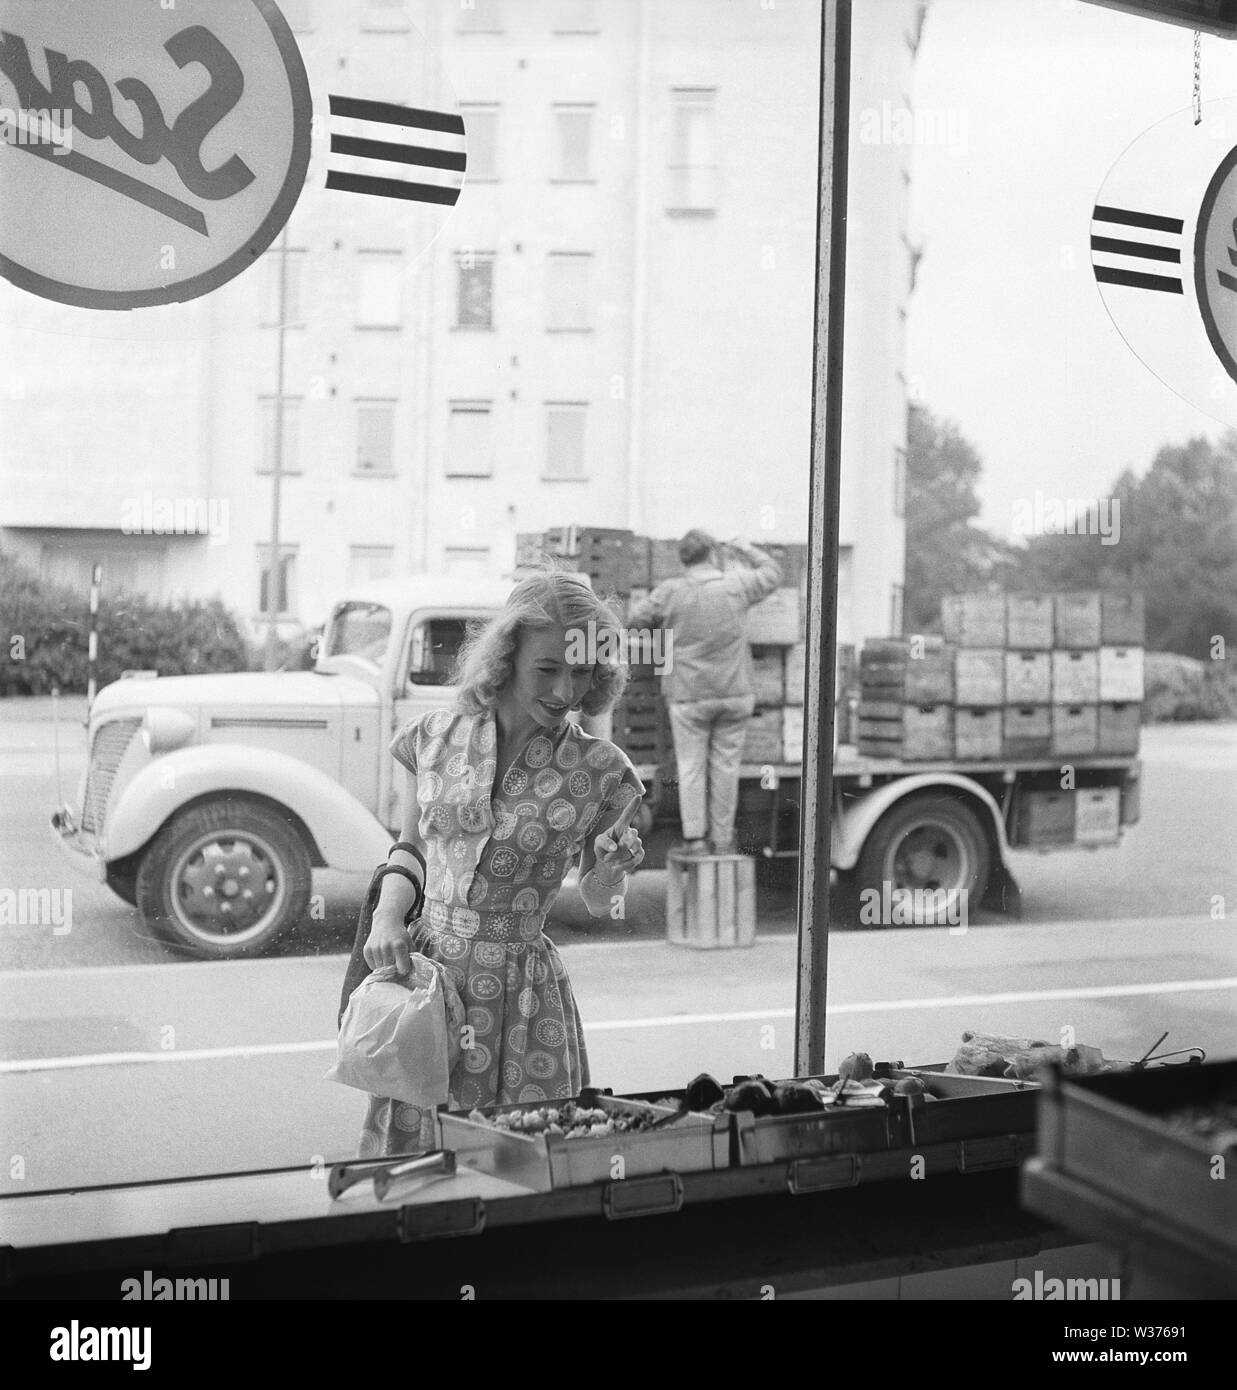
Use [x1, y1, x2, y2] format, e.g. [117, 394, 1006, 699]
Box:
[516, 527, 810, 770]
[856, 590, 1144, 762]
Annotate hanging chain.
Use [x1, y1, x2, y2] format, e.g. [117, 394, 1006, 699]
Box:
[1194, 30, 1202, 126]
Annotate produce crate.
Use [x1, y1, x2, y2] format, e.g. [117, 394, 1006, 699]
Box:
[1100, 589, 1145, 645]
[666, 852, 757, 949]
[1005, 593, 1054, 649]
[1075, 787, 1120, 844]
[784, 642, 806, 706]
[542, 525, 580, 558]
[1052, 650, 1099, 703]
[1005, 650, 1051, 704]
[745, 587, 802, 645]
[1003, 705, 1051, 758]
[742, 706, 784, 763]
[749, 646, 786, 707]
[759, 541, 809, 590]
[649, 537, 682, 584]
[1098, 701, 1141, 755]
[436, 1094, 730, 1193]
[1098, 646, 1144, 701]
[1016, 789, 1076, 846]
[858, 703, 952, 760]
[954, 649, 1004, 705]
[575, 527, 640, 594]
[782, 705, 804, 763]
[515, 531, 547, 567]
[954, 706, 1002, 760]
[1028, 1059, 1237, 1265]
[1051, 704, 1098, 757]
[941, 593, 1006, 647]
[860, 636, 952, 703]
[731, 1068, 1038, 1171]
[1054, 591, 1102, 648]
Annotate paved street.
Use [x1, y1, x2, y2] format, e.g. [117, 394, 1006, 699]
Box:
[1, 699, 1234, 1195]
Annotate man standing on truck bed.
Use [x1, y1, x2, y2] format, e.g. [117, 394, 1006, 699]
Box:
[627, 531, 782, 855]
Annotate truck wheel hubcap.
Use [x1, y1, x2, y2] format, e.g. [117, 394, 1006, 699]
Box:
[889, 823, 969, 892]
[169, 833, 286, 945]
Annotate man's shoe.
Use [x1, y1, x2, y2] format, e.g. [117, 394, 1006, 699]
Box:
[673, 839, 711, 858]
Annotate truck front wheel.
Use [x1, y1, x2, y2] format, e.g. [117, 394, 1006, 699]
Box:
[135, 798, 313, 958]
[855, 794, 990, 926]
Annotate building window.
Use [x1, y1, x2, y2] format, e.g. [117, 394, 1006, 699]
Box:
[349, 545, 395, 586]
[458, 0, 503, 34]
[257, 545, 298, 617]
[456, 253, 494, 328]
[552, 104, 594, 181]
[890, 582, 905, 637]
[362, 0, 409, 31]
[356, 401, 396, 475]
[547, 252, 591, 331]
[460, 104, 499, 181]
[545, 402, 587, 479]
[893, 445, 907, 518]
[668, 88, 717, 213]
[261, 246, 305, 327]
[551, 0, 599, 34]
[446, 401, 494, 477]
[257, 397, 302, 475]
[356, 250, 403, 328]
[443, 547, 490, 578]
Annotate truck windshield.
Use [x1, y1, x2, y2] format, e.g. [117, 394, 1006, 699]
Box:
[323, 602, 393, 667]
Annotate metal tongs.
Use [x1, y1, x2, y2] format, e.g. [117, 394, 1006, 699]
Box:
[328, 1149, 456, 1201]
[1131, 1031, 1205, 1069]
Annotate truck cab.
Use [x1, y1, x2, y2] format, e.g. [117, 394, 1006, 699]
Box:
[50, 577, 509, 958]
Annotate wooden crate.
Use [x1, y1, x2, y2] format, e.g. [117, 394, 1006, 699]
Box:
[1005, 650, 1052, 704]
[954, 706, 1002, 760]
[649, 538, 682, 584]
[1075, 787, 1121, 845]
[1098, 702, 1141, 755]
[784, 642, 806, 706]
[1054, 591, 1102, 648]
[745, 587, 802, 645]
[858, 703, 952, 760]
[941, 593, 1006, 647]
[1098, 646, 1144, 701]
[1052, 650, 1099, 703]
[749, 646, 786, 707]
[860, 636, 953, 703]
[1052, 704, 1099, 757]
[1003, 705, 1051, 758]
[1006, 594, 1054, 650]
[1101, 590, 1145, 645]
[759, 542, 809, 589]
[1016, 789, 1075, 846]
[782, 706, 804, 763]
[954, 649, 1004, 705]
[742, 707, 784, 763]
[666, 853, 757, 949]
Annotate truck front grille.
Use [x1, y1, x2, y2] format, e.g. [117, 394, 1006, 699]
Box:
[81, 718, 142, 834]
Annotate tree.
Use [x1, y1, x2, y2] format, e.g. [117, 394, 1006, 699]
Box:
[1010, 434, 1237, 659]
[902, 405, 1015, 632]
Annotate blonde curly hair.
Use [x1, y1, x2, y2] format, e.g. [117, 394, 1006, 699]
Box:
[453, 561, 630, 716]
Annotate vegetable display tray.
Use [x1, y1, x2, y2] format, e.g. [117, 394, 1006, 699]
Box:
[435, 1094, 730, 1194]
[1028, 1058, 1237, 1259]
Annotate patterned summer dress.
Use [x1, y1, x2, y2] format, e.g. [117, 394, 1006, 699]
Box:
[358, 706, 645, 1157]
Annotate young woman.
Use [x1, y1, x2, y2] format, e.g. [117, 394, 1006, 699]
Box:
[340, 569, 646, 1157]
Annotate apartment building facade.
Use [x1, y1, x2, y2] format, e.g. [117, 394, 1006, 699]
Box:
[0, 0, 923, 650]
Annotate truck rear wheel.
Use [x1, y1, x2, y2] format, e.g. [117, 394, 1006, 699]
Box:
[855, 794, 990, 927]
[135, 798, 313, 959]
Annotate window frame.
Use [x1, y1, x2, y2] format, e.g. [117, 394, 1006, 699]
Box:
[542, 400, 589, 480]
[444, 399, 495, 478]
[354, 399, 398, 477]
[550, 103, 597, 183]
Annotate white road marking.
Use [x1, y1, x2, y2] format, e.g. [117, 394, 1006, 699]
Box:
[2, 975, 1234, 1073]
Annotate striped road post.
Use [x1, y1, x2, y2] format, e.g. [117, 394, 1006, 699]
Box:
[86, 562, 101, 713]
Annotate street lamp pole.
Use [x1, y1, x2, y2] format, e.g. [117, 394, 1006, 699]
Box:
[264, 224, 291, 672]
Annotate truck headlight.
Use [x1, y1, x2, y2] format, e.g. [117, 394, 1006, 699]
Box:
[140, 707, 196, 755]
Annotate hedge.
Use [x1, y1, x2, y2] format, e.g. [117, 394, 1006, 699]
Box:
[0, 550, 249, 695]
[1142, 650, 1237, 722]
